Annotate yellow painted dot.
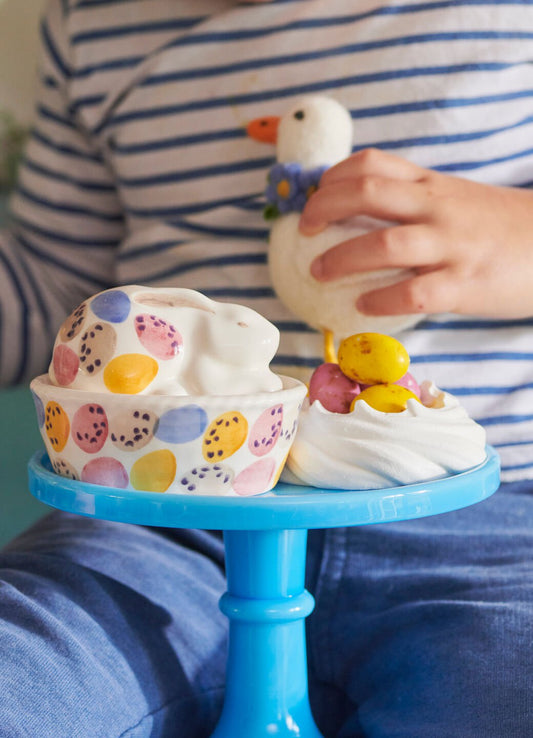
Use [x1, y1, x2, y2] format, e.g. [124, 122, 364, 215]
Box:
[103, 354, 158, 394]
[338, 333, 410, 385]
[351, 384, 420, 414]
[130, 449, 176, 492]
[276, 179, 291, 199]
[202, 411, 248, 462]
[45, 401, 70, 452]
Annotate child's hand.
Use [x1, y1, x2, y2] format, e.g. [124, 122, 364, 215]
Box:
[299, 148, 533, 319]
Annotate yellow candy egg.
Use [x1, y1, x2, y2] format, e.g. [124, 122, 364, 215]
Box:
[130, 449, 176, 492]
[338, 333, 410, 385]
[351, 384, 421, 414]
[103, 354, 158, 394]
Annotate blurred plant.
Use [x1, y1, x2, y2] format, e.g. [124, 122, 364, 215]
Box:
[0, 109, 29, 192]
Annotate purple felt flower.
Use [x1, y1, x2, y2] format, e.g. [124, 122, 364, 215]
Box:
[264, 162, 327, 219]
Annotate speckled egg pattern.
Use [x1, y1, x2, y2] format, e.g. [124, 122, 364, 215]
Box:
[52, 344, 80, 386]
[59, 301, 88, 342]
[71, 404, 108, 453]
[79, 323, 117, 376]
[248, 404, 283, 457]
[45, 402, 70, 452]
[135, 314, 183, 360]
[37, 392, 298, 495]
[202, 412, 248, 462]
[51, 457, 79, 480]
[179, 464, 234, 495]
[109, 409, 158, 451]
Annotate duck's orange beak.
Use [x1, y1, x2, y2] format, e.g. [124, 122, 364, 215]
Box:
[246, 115, 280, 144]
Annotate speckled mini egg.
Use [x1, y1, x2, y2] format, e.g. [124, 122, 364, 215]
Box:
[79, 322, 117, 376]
[109, 408, 158, 451]
[52, 344, 80, 386]
[202, 411, 248, 462]
[81, 457, 129, 488]
[179, 464, 234, 495]
[130, 449, 177, 492]
[59, 301, 88, 342]
[71, 403, 109, 453]
[338, 333, 410, 385]
[352, 383, 421, 413]
[103, 353, 159, 394]
[233, 457, 276, 496]
[134, 314, 183, 360]
[248, 404, 283, 457]
[45, 401, 70, 452]
[51, 457, 79, 480]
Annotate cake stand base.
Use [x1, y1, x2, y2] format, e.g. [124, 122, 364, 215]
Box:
[28, 449, 500, 738]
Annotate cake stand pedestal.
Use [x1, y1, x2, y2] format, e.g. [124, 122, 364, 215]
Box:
[28, 448, 500, 738]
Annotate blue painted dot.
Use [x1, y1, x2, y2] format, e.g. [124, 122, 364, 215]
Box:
[155, 405, 208, 444]
[31, 391, 45, 428]
[90, 290, 131, 323]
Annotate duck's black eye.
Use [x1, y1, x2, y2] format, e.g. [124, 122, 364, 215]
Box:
[293, 110, 305, 121]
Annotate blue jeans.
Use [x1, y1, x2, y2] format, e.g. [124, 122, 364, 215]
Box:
[1, 481, 532, 737]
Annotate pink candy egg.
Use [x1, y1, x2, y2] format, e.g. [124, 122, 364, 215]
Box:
[395, 371, 421, 398]
[309, 363, 360, 414]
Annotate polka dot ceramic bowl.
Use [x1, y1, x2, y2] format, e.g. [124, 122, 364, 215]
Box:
[30, 375, 306, 496]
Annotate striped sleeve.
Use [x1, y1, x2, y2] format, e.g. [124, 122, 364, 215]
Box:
[0, 0, 125, 385]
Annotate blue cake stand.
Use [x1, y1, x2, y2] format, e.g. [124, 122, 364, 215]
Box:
[28, 448, 500, 738]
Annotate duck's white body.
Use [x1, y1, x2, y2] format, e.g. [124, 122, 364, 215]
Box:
[251, 96, 422, 339]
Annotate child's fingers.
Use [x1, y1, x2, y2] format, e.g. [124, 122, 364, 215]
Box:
[320, 148, 426, 187]
[355, 269, 459, 316]
[310, 224, 440, 281]
[299, 177, 428, 235]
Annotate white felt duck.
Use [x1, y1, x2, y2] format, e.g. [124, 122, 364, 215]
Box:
[247, 95, 422, 359]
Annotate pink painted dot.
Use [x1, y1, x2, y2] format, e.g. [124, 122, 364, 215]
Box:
[248, 405, 283, 457]
[53, 344, 79, 386]
[81, 457, 128, 488]
[71, 404, 109, 453]
[233, 457, 276, 496]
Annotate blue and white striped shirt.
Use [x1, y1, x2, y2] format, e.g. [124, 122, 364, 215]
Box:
[2, 0, 533, 481]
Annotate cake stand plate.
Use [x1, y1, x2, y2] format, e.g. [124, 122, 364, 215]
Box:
[28, 448, 500, 738]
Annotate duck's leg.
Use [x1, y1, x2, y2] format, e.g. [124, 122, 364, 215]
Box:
[323, 329, 336, 364]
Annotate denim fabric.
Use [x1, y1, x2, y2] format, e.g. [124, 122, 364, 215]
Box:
[1, 481, 532, 737]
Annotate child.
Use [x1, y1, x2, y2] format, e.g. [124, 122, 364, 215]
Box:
[1, 1, 532, 735]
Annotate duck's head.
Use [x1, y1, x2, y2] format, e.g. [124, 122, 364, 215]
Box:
[247, 95, 353, 168]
